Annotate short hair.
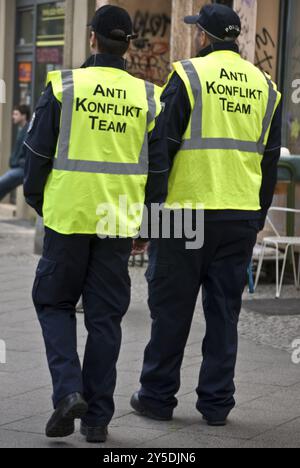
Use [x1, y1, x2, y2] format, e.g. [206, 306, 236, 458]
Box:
[14, 105, 31, 122]
[96, 32, 130, 57]
[198, 24, 237, 45]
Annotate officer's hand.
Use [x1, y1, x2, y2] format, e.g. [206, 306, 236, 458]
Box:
[132, 239, 149, 256]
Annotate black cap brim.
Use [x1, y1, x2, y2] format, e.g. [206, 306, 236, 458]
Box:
[184, 15, 200, 24]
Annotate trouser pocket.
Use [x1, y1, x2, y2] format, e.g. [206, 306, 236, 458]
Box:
[146, 263, 169, 283]
[32, 257, 57, 306]
[248, 219, 261, 234]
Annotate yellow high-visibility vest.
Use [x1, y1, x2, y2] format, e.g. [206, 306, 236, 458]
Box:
[165, 50, 281, 211]
[43, 66, 161, 236]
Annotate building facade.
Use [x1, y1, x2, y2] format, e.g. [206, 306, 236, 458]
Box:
[0, 0, 299, 208]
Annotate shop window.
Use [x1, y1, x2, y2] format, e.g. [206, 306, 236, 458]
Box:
[17, 61, 33, 106]
[17, 9, 34, 46]
[15, 1, 65, 109]
[35, 1, 65, 100]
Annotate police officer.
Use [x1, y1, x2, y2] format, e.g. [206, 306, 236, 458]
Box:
[131, 4, 282, 426]
[23, 5, 167, 443]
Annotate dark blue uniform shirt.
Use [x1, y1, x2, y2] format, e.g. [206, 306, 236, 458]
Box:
[23, 54, 169, 217]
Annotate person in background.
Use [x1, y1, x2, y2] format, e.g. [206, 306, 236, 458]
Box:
[0, 105, 30, 202]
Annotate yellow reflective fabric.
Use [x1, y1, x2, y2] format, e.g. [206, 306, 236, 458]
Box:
[166, 51, 281, 210]
[43, 67, 161, 236]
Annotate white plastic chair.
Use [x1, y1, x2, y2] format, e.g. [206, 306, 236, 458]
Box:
[254, 207, 300, 298]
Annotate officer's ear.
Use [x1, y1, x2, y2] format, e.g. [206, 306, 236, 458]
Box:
[89, 31, 98, 54]
[195, 27, 206, 52]
[200, 30, 209, 48]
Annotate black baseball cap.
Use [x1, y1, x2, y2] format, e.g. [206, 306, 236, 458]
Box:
[88, 5, 138, 42]
[184, 4, 241, 42]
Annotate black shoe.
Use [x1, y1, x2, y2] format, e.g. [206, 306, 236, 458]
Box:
[203, 416, 227, 427]
[80, 422, 108, 443]
[130, 392, 173, 421]
[46, 393, 88, 438]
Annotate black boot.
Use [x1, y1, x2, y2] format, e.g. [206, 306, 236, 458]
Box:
[130, 392, 173, 421]
[46, 393, 88, 438]
[80, 422, 108, 443]
[203, 416, 228, 427]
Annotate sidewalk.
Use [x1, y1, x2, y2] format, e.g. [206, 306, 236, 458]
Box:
[0, 217, 300, 448]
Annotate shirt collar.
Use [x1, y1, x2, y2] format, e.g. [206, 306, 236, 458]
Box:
[81, 53, 127, 71]
[197, 41, 240, 58]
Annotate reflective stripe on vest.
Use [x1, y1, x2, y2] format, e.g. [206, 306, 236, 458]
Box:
[180, 59, 278, 155]
[53, 70, 156, 175]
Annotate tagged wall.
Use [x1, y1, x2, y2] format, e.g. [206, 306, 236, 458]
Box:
[233, 0, 257, 63]
[96, 0, 172, 86]
[255, 0, 280, 80]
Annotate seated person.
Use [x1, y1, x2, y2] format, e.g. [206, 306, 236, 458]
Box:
[0, 105, 30, 202]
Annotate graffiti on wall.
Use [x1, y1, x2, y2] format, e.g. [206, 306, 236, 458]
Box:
[234, 0, 257, 63]
[127, 10, 171, 86]
[255, 28, 276, 76]
[254, 0, 280, 80]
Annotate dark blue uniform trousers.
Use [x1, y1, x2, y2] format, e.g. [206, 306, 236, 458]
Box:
[33, 227, 132, 427]
[139, 220, 258, 422]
